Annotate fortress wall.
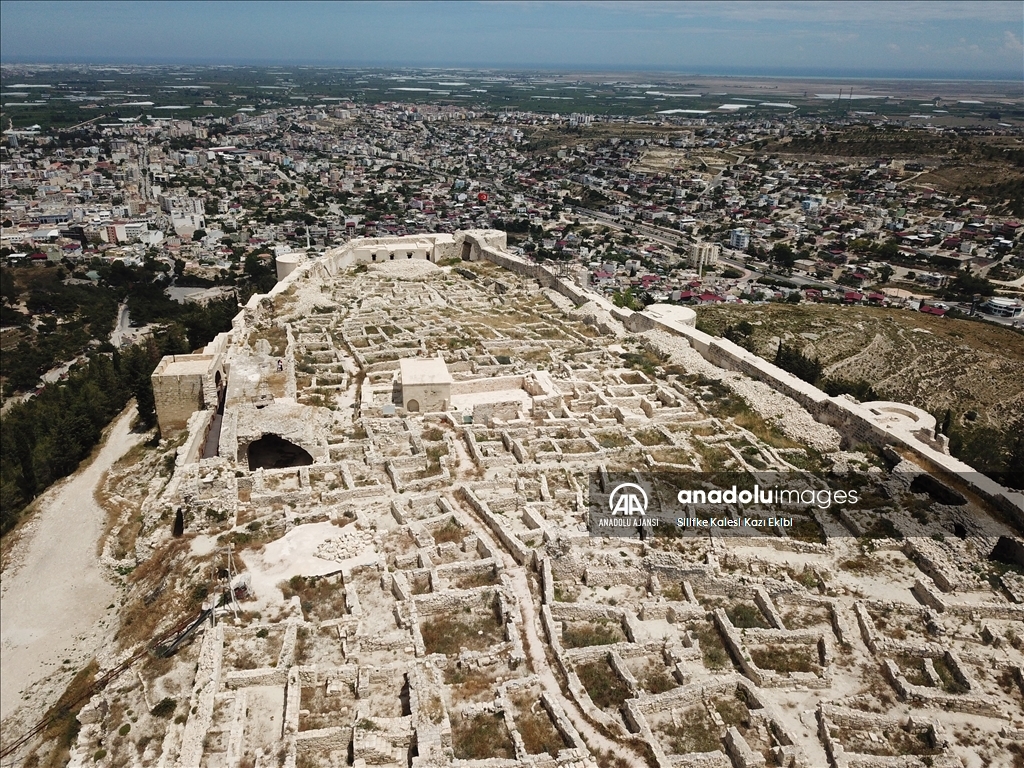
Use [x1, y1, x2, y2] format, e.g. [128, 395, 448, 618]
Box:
[151, 352, 225, 437]
[164, 230, 1021, 519]
[179, 410, 214, 466]
[151, 367, 205, 435]
[478, 245, 552, 285]
[477, 241, 1024, 519]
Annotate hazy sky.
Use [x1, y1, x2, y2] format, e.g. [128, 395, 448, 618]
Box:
[1, 1, 1021, 78]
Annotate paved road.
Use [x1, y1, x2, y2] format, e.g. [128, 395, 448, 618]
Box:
[109, 303, 131, 348]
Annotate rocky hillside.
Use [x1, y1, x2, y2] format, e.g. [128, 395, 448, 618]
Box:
[695, 303, 1024, 486]
[697, 303, 1024, 428]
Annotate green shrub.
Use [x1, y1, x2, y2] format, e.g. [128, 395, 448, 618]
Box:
[151, 697, 176, 718]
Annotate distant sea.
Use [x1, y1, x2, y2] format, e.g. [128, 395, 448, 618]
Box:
[549, 64, 1024, 83]
[1, 59, 1020, 83]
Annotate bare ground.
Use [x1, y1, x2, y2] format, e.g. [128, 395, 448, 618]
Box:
[0, 406, 147, 722]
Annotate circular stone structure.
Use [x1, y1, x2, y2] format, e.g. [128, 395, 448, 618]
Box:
[862, 401, 936, 431]
[861, 401, 939, 445]
[642, 303, 697, 328]
[275, 252, 304, 281]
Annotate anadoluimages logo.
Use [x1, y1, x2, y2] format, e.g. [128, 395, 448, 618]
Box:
[608, 483, 648, 516]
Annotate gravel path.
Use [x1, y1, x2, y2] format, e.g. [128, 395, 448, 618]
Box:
[0, 407, 146, 721]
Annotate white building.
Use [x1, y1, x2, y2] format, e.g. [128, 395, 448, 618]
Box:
[399, 357, 452, 413]
[729, 228, 750, 250]
[171, 212, 206, 238]
[102, 220, 150, 244]
[350, 234, 457, 264]
[935, 220, 964, 234]
[978, 297, 1023, 318]
[689, 241, 721, 270]
[158, 193, 205, 216]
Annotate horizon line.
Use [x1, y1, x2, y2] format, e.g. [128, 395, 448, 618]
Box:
[1, 60, 1021, 85]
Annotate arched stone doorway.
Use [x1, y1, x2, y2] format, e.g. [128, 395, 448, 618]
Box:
[406, 399, 420, 412]
[247, 434, 314, 471]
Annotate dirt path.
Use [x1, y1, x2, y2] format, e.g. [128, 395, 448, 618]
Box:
[503, 564, 648, 766]
[0, 407, 147, 721]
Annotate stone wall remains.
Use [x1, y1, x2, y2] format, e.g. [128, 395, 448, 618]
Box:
[476, 244, 1024, 521]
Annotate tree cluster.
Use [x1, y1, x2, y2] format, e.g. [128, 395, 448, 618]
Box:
[1, 346, 155, 535]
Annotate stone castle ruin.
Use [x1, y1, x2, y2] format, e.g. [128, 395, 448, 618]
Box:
[55, 230, 1024, 768]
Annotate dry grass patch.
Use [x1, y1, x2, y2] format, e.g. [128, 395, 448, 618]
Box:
[95, 436, 161, 560]
[894, 654, 929, 686]
[410, 573, 431, 595]
[117, 537, 194, 649]
[23, 660, 99, 768]
[444, 665, 497, 701]
[299, 682, 353, 731]
[278, 574, 347, 621]
[634, 428, 670, 447]
[595, 431, 632, 449]
[749, 645, 819, 675]
[787, 515, 826, 545]
[561, 619, 625, 648]
[431, 518, 467, 545]
[454, 568, 498, 589]
[932, 656, 969, 694]
[252, 323, 288, 357]
[692, 623, 731, 671]
[511, 693, 568, 756]
[636, 661, 679, 694]
[725, 602, 769, 629]
[713, 689, 752, 729]
[451, 712, 515, 760]
[553, 582, 580, 602]
[731, 411, 803, 450]
[839, 554, 884, 574]
[659, 705, 720, 755]
[577, 657, 630, 710]
[780, 604, 831, 629]
[421, 426, 445, 442]
[421, 602, 505, 656]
